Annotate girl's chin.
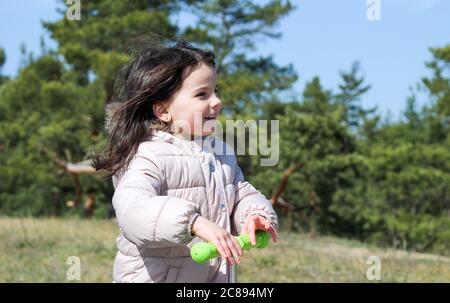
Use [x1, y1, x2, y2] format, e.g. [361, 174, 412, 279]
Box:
[202, 120, 217, 133]
[197, 131, 213, 137]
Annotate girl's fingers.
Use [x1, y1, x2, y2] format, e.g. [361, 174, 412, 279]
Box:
[268, 226, 278, 242]
[226, 237, 241, 264]
[248, 221, 256, 245]
[243, 216, 279, 245]
[233, 236, 243, 256]
[220, 237, 234, 264]
[252, 217, 278, 242]
[242, 216, 258, 236]
[214, 240, 227, 259]
[256, 217, 270, 229]
[233, 237, 244, 256]
[261, 219, 278, 242]
[267, 226, 277, 242]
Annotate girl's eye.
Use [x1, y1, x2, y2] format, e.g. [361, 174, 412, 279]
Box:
[196, 92, 207, 98]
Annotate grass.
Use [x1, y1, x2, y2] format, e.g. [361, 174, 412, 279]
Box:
[0, 217, 449, 282]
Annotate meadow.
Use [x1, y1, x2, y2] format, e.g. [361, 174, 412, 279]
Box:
[0, 217, 449, 282]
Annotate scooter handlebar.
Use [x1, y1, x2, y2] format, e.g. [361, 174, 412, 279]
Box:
[190, 230, 270, 264]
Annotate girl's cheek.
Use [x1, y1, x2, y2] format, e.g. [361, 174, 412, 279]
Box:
[190, 113, 204, 130]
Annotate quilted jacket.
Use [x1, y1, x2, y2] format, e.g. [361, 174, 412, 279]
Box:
[111, 130, 278, 282]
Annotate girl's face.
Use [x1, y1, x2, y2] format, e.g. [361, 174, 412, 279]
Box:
[155, 62, 222, 139]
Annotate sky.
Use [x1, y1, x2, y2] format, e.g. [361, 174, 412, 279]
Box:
[1, 0, 449, 119]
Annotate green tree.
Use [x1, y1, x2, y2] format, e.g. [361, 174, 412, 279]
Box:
[181, 0, 298, 177]
[0, 0, 181, 216]
[183, 0, 298, 117]
[251, 77, 361, 232]
[0, 0, 299, 217]
[0, 46, 8, 86]
[335, 61, 374, 129]
[421, 44, 450, 145]
[331, 45, 450, 253]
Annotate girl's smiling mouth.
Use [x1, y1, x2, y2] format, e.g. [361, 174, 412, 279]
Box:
[204, 114, 217, 120]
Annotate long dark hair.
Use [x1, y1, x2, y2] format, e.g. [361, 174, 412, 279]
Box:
[92, 39, 216, 178]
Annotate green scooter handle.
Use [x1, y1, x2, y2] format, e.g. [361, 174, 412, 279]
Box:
[190, 230, 270, 264]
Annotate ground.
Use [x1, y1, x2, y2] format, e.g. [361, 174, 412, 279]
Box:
[0, 217, 449, 282]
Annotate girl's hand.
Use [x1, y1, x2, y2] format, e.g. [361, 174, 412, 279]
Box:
[241, 215, 278, 246]
[191, 216, 243, 265]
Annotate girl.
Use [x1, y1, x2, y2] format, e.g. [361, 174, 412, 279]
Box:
[93, 40, 278, 283]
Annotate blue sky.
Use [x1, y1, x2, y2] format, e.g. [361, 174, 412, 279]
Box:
[1, 0, 449, 119]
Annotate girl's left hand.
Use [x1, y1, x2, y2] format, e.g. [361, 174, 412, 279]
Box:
[241, 215, 278, 245]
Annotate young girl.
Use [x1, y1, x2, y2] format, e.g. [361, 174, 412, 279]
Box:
[93, 40, 278, 283]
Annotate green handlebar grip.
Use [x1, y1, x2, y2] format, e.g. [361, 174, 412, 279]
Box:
[190, 231, 270, 264]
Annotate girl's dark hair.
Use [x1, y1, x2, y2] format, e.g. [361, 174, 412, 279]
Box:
[92, 39, 216, 178]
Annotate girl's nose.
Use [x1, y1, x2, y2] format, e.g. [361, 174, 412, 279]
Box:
[210, 96, 222, 110]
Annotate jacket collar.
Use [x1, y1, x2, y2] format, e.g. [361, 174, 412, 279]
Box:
[148, 130, 216, 155]
[148, 130, 176, 143]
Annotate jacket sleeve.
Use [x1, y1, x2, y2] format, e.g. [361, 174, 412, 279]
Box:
[112, 146, 200, 248]
[230, 163, 278, 236]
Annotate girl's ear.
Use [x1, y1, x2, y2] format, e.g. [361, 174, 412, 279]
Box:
[153, 103, 171, 123]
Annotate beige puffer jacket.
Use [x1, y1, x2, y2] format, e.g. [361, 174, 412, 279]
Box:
[111, 130, 278, 283]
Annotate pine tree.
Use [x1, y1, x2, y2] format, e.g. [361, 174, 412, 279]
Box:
[335, 61, 373, 129]
[0, 47, 7, 86]
[182, 0, 298, 117]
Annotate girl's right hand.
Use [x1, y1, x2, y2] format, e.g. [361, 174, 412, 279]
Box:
[191, 216, 243, 265]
